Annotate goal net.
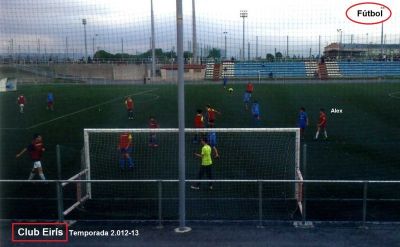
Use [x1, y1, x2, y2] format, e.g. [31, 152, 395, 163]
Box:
[76, 128, 302, 220]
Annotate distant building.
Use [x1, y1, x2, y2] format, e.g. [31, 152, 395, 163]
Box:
[324, 42, 400, 60]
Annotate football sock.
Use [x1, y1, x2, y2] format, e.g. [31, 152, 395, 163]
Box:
[28, 172, 35, 180]
[127, 157, 134, 167]
[119, 159, 125, 168]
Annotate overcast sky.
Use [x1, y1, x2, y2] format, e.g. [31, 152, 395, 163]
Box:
[0, 0, 399, 58]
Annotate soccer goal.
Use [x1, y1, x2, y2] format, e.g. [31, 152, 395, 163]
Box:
[67, 128, 302, 220]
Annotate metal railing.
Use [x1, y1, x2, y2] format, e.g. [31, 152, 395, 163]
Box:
[1, 179, 400, 228]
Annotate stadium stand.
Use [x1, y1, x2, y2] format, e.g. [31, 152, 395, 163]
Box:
[205, 62, 215, 79]
[338, 61, 400, 77]
[234, 62, 307, 78]
[325, 61, 342, 78]
[221, 61, 235, 78]
[304, 61, 318, 77]
[205, 61, 400, 80]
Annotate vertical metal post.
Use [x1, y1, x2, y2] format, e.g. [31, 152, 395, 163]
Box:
[82, 19, 87, 63]
[381, 23, 384, 59]
[318, 35, 321, 58]
[84, 130, 92, 199]
[157, 181, 163, 229]
[287, 35, 289, 59]
[65, 36, 68, 61]
[192, 0, 197, 64]
[151, 0, 156, 77]
[256, 36, 258, 60]
[302, 144, 307, 224]
[257, 181, 263, 228]
[92, 37, 95, 57]
[224, 32, 227, 60]
[242, 18, 245, 60]
[175, 0, 191, 233]
[248, 42, 250, 61]
[362, 181, 368, 227]
[56, 145, 64, 222]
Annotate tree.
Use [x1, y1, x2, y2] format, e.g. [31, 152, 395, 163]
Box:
[94, 50, 114, 60]
[207, 48, 221, 59]
[184, 51, 193, 59]
[266, 53, 275, 62]
[275, 52, 283, 60]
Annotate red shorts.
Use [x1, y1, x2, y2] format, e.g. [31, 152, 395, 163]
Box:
[47, 101, 53, 107]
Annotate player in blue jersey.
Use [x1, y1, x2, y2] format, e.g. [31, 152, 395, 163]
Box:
[251, 100, 260, 126]
[208, 128, 220, 158]
[46, 92, 54, 111]
[223, 76, 228, 89]
[298, 107, 308, 140]
[243, 91, 252, 110]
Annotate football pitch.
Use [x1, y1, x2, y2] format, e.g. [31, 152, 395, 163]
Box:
[1, 81, 400, 221]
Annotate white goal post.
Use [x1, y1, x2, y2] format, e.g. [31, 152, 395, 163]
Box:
[82, 128, 302, 207]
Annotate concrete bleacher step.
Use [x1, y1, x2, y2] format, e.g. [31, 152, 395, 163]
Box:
[205, 62, 215, 79]
[221, 62, 235, 78]
[325, 61, 342, 78]
[304, 61, 318, 77]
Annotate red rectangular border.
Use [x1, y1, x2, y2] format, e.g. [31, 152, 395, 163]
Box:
[12, 222, 68, 243]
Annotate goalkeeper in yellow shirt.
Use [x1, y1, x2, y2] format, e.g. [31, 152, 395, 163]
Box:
[191, 137, 213, 190]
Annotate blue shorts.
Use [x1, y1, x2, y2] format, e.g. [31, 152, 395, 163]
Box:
[120, 147, 132, 154]
[208, 135, 217, 148]
[243, 92, 251, 103]
[299, 124, 306, 129]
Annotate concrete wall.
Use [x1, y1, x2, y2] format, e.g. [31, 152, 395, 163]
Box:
[51, 64, 147, 81]
[52, 64, 114, 80]
[161, 68, 206, 81]
[113, 64, 147, 80]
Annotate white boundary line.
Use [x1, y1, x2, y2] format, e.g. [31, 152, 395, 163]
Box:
[8, 88, 158, 130]
[26, 88, 159, 129]
[388, 91, 400, 99]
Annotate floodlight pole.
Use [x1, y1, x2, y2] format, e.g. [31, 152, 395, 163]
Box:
[380, 23, 384, 59]
[223, 31, 228, 60]
[92, 34, 98, 58]
[82, 19, 88, 63]
[256, 36, 259, 60]
[66, 37, 68, 61]
[151, 0, 156, 77]
[337, 29, 342, 61]
[240, 10, 248, 61]
[192, 0, 197, 64]
[175, 0, 191, 233]
[287, 35, 289, 59]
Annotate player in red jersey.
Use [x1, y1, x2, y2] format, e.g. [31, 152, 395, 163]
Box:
[17, 94, 26, 113]
[119, 132, 134, 169]
[148, 116, 160, 147]
[16, 134, 46, 180]
[205, 104, 221, 128]
[193, 109, 205, 143]
[246, 82, 254, 94]
[315, 108, 328, 140]
[125, 96, 134, 120]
